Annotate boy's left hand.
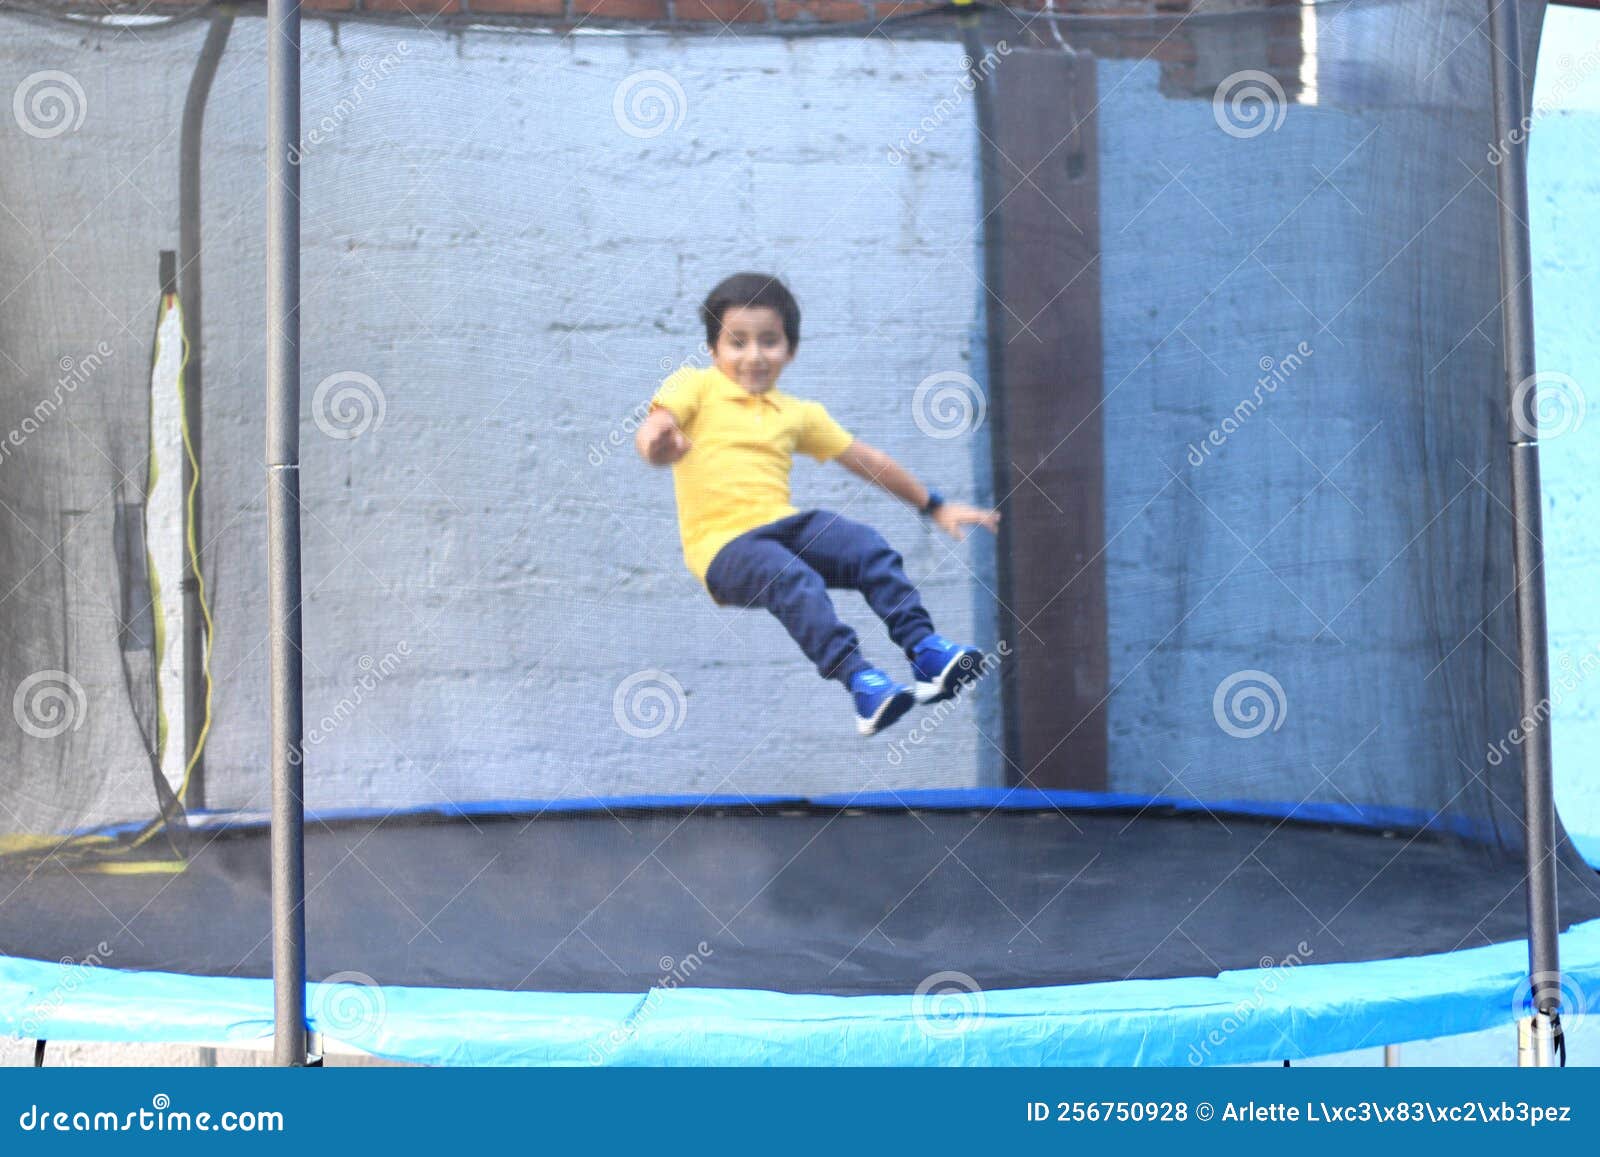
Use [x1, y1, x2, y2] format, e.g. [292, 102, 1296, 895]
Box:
[931, 502, 1000, 541]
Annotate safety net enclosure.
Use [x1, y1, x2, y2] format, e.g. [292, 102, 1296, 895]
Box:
[1, 0, 1597, 1066]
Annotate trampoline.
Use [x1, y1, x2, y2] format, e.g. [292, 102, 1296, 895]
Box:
[2, 0, 1598, 1066]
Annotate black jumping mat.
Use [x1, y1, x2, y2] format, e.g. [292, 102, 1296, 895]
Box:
[3, 807, 1597, 994]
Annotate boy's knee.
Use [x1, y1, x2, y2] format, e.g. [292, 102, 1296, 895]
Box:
[859, 532, 902, 572]
[856, 523, 889, 549]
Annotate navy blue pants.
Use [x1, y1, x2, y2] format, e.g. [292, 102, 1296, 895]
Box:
[704, 510, 935, 686]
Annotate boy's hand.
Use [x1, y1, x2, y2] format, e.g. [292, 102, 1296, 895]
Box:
[931, 501, 1000, 541]
[641, 417, 692, 466]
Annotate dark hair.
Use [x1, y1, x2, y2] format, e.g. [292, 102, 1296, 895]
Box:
[700, 272, 801, 353]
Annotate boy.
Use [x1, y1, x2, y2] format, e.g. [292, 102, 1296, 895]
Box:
[636, 272, 1000, 736]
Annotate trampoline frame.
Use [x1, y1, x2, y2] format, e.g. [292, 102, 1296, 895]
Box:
[252, 0, 1560, 1065]
[7, 915, 1600, 1066]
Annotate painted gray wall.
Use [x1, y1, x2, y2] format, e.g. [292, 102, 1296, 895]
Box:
[183, 23, 1001, 812]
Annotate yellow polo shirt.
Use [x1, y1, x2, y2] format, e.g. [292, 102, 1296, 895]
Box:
[651, 365, 855, 582]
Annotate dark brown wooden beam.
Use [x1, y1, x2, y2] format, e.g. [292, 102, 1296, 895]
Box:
[979, 47, 1108, 790]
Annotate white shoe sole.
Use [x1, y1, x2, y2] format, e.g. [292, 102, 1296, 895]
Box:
[914, 650, 984, 704]
[856, 688, 915, 736]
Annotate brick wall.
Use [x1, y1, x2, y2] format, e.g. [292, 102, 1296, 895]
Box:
[137, 0, 1292, 28]
[134, 0, 1307, 100]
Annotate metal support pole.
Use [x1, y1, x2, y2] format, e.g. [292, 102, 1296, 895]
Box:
[1485, 0, 1561, 1066]
[1383, 1044, 1400, 1067]
[1518, 1014, 1558, 1068]
[178, 6, 234, 813]
[267, 0, 308, 1068]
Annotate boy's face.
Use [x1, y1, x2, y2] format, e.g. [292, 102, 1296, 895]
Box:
[711, 305, 793, 395]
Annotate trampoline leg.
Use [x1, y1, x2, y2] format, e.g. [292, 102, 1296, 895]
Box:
[266, 0, 310, 1069]
[1517, 1013, 1558, 1067]
[1382, 1044, 1400, 1067]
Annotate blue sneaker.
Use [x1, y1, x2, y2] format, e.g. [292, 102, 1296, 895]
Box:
[909, 635, 986, 704]
[850, 668, 916, 737]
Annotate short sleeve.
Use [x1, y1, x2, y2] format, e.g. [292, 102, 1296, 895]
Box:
[652, 367, 704, 428]
[795, 401, 854, 462]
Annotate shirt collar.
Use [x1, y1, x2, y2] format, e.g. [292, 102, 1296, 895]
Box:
[709, 365, 786, 409]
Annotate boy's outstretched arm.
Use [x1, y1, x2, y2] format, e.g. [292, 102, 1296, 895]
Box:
[636, 406, 691, 466]
[834, 440, 1000, 541]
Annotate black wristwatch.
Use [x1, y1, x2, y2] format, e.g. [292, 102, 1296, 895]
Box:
[920, 490, 945, 517]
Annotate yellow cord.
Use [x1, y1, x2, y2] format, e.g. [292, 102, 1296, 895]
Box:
[1, 290, 214, 870]
[125, 291, 215, 855]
